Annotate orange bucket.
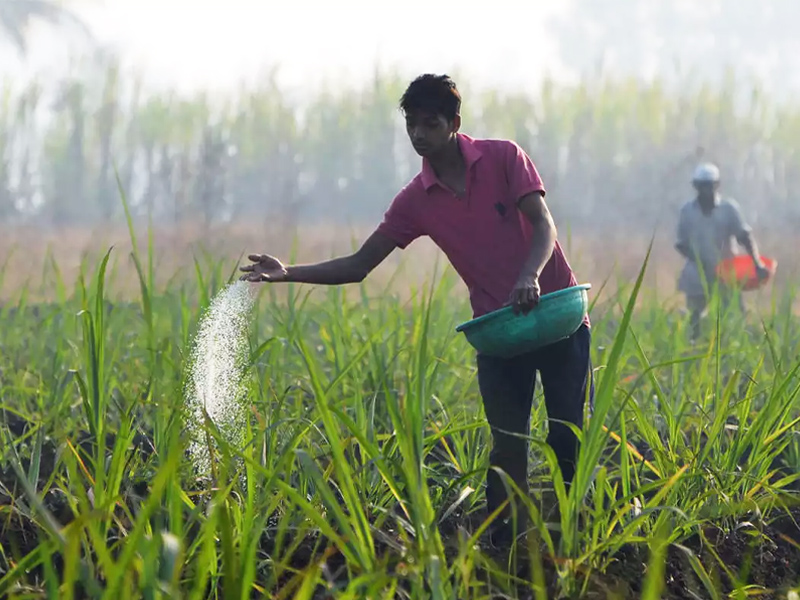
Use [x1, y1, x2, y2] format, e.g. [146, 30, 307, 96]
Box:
[716, 255, 777, 291]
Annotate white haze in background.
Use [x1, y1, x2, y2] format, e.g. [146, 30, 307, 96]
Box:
[4, 0, 799, 103]
[0, 0, 573, 97]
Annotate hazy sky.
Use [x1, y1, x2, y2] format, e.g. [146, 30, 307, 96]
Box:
[1, 0, 574, 95]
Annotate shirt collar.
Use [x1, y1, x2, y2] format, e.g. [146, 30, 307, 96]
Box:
[420, 133, 483, 191]
[694, 193, 721, 208]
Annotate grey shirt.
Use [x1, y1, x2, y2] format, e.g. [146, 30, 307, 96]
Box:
[676, 197, 751, 296]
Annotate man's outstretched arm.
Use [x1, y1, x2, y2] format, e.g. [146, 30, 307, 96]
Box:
[730, 201, 769, 275]
[240, 231, 399, 285]
[735, 228, 763, 265]
[508, 191, 557, 314]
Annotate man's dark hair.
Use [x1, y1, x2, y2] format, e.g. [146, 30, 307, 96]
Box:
[399, 74, 461, 122]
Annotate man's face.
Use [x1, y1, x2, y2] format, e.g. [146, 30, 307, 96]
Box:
[404, 110, 459, 158]
[694, 180, 719, 203]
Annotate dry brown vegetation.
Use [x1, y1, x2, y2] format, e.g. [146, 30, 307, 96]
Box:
[2, 221, 795, 315]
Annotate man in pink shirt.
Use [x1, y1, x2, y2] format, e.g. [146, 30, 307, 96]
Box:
[241, 74, 592, 548]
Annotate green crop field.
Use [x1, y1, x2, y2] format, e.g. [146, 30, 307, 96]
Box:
[2, 64, 800, 598]
[1, 215, 800, 600]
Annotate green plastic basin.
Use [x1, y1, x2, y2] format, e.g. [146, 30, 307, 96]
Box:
[455, 284, 591, 358]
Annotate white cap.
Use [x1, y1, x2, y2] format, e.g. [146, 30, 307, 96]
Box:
[692, 163, 720, 183]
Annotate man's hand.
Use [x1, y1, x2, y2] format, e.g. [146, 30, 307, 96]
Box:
[755, 260, 770, 281]
[509, 276, 541, 315]
[239, 254, 288, 282]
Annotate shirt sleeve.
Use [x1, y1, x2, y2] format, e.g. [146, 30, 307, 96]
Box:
[726, 199, 752, 239]
[375, 185, 424, 249]
[505, 141, 546, 203]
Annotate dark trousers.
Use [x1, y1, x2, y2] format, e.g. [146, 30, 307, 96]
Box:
[687, 285, 745, 341]
[476, 324, 593, 526]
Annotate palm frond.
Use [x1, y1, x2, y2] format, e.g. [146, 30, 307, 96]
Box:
[0, 0, 93, 56]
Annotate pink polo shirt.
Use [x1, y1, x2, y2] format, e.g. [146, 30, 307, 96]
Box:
[377, 133, 586, 323]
